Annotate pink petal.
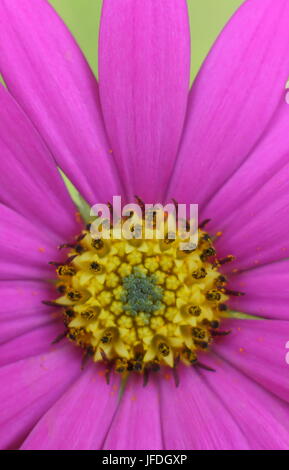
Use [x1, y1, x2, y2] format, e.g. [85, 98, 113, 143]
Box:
[200, 97, 289, 271]
[99, 0, 190, 202]
[0, 280, 60, 346]
[103, 374, 163, 450]
[167, 0, 289, 206]
[0, 314, 58, 345]
[0, 346, 82, 449]
[0, 321, 63, 366]
[21, 365, 120, 450]
[159, 366, 249, 450]
[214, 319, 289, 403]
[200, 355, 289, 450]
[0, 0, 122, 204]
[211, 154, 289, 271]
[0, 281, 61, 345]
[204, 97, 289, 229]
[0, 281, 55, 321]
[0, 85, 81, 239]
[0, 204, 64, 280]
[227, 260, 289, 320]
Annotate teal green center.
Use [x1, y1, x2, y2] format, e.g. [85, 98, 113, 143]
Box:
[121, 268, 163, 317]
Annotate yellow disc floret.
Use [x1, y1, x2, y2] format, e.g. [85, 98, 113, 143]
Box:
[53, 217, 230, 375]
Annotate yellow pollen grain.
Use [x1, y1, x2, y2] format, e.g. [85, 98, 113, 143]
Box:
[164, 373, 172, 381]
[75, 212, 82, 224]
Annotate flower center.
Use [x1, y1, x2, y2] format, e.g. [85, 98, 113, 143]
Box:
[121, 269, 163, 318]
[49, 207, 237, 379]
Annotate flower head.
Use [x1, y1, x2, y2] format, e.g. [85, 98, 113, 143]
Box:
[0, 0, 289, 451]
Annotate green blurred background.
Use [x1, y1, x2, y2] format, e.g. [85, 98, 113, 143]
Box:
[49, 0, 244, 82]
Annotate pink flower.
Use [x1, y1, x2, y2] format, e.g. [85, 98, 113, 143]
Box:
[0, 0, 289, 450]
